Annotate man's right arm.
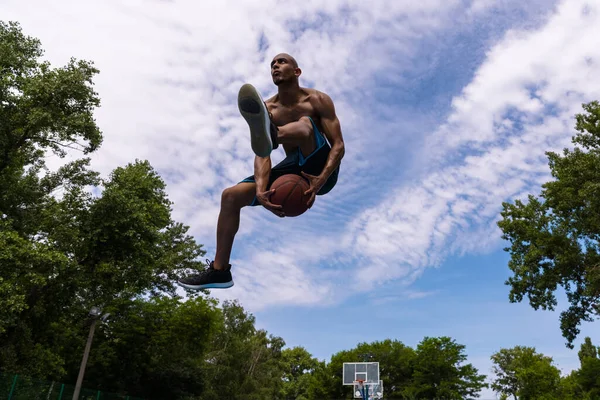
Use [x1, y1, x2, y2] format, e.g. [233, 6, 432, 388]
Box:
[254, 155, 271, 193]
[254, 155, 284, 217]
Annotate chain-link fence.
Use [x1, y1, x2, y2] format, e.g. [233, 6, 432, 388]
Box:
[0, 372, 145, 400]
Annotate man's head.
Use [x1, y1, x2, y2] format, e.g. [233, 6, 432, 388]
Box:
[270, 53, 301, 86]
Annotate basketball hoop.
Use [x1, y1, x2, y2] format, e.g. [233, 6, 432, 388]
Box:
[353, 379, 367, 400]
[343, 362, 382, 399]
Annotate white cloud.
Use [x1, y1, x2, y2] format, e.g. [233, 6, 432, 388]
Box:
[342, 0, 600, 296]
[3, 0, 599, 313]
[215, 251, 337, 309]
[369, 290, 439, 305]
[1, 0, 466, 309]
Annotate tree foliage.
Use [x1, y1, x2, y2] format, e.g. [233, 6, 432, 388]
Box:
[408, 337, 487, 400]
[74, 296, 221, 399]
[0, 19, 206, 383]
[280, 346, 321, 400]
[498, 100, 600, 348]
[490, 346, 561, 400]
[574, 337, 600, 399]
[199, 300, 286, 400]
[490, 340, 600, 400]
[578, 336, 599, 363]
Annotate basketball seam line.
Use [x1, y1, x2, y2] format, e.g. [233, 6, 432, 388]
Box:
[282, 181, 298, 206]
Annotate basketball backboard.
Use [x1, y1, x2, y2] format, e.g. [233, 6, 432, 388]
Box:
[343, 362, 379, 385]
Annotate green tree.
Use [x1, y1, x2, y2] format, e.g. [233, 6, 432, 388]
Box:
[490, 346, 561, 399]
[578, 337, 598, 363]
[577, 356, 600, 398]
[406, 336, 487, 400]
[0, 19, 104, 377]
[280, 346, 321, 400]
[557, 371, 585, 400]
[0, 20, 101, 176]
[200, 300, 286, 400]
[0, 20, 207, 384]
[497, 100, 600, 348]
[574, 337, 600, 399]
[73, 296, 221, 400]
[304, 360, 335, 400]
[0, 159, 206, 378]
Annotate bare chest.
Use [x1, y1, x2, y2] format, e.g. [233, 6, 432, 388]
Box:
[267, 101, 319, 126]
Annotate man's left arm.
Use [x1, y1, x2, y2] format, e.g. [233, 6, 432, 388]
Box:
[301, 91, 345, 207]
[314, 91, 345, 182]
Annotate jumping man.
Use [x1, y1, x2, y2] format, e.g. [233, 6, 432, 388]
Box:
[177, 53, 345, 290]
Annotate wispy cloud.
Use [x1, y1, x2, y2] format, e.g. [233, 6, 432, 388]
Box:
[0, 0, 455, 308]
[369, 290, 439, 306]
[340, 0, 600, 301]
[3, 0, 599, 313]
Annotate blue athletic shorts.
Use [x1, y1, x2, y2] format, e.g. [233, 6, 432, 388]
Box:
[240, 117, 339, 206]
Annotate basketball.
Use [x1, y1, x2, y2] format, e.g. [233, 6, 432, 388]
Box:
[269, 174, 311, 217]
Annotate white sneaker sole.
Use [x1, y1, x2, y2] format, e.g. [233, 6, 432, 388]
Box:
[177, 281, 234, 290]
[238, 83, 273, 157]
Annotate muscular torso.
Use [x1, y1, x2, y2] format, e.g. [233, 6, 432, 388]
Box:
[265, 87, 325, 155]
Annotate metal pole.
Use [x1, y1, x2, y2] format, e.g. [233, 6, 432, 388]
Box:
[8, 374, 18, 399]
[72, 318, 98, 400]
[47, 381, 55, 400]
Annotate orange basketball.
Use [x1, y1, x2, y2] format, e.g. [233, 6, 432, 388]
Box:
[269, 174, 311, 217]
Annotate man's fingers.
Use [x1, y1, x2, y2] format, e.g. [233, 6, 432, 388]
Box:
[269, 202, 283, 210]
[269, 207, 285, 217]
[264, 200, 283, 211]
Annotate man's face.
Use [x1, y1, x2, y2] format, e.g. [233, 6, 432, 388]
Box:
[271, 54, 297, 85]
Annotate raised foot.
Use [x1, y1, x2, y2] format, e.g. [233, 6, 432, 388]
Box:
[237, 83, 278, 157]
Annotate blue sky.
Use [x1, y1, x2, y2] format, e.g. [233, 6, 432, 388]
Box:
[3, 0, 600, 398]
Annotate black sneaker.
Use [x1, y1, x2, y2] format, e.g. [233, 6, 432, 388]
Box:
[237, 83, 279, 157]
[177, 260, 234, 290]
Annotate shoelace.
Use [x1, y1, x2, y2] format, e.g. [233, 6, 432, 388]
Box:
[190, 260, 214, 278]
[203, 259, 215, 273]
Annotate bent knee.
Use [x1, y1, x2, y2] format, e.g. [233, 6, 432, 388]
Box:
[299, 116, 314, 138]
[221, 186, 240, 207]
[299, 116, 314, 134]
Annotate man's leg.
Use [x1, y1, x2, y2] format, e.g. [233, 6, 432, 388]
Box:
[213, 182, 256, 270]
[177, 182, 255, 290]
[276, 116, 316, 156]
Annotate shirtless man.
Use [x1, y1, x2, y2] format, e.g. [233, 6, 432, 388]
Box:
[178, 53, 345, 290]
